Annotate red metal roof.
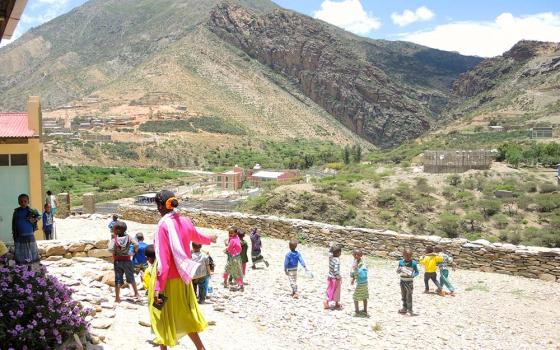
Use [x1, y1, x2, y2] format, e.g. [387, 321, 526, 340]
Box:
[0, 112, 36, 138]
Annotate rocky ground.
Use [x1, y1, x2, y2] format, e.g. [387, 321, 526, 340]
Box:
[49, 217, 560, 349]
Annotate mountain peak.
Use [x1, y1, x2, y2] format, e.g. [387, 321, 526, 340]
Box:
[503, 40, 560, 61]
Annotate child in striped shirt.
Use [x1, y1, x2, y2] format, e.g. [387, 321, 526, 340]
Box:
[324, 244, 342, 310]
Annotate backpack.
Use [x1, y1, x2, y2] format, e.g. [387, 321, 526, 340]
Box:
[208, 255, 215, 272]
[357, 265, 368, 284]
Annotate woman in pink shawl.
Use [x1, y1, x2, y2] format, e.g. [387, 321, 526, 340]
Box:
[150, 190, 217, 350]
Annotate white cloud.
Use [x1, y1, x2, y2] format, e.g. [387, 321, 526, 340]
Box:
[391, 6, 435, 27]
[314, 0, 381, 36]
[399, 12, 560, 57]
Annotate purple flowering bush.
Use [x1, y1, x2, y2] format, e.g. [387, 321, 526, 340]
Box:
[0, 263, 91, 349]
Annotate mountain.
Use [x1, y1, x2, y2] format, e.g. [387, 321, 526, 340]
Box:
[451, 40, 560, 124]
[0, 0, 482, 149]
[207, 3, 482, 147]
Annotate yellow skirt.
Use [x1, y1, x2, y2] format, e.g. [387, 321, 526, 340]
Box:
[148, 274, 208, 347]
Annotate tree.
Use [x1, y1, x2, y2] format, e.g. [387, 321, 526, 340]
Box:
[462, 211, 484, 232]
[351, 144, 362, 163]
[479, 199, 501, 217]
[439, 212, 461, 238]
[343, 145, 351, 165]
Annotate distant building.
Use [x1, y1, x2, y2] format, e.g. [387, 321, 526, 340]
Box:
[529, 127, 553, 139]
[215, 166, 245, 190]
[488, 125, 505, 132]
[249, 170, 299, 187]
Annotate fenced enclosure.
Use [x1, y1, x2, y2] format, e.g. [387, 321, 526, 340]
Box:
[423, 150, 493, 173]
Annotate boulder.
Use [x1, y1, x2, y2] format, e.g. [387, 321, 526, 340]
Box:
[101, 271, 116, 287]
[88, 249, 112, 258]
[46, 245, 67, 256]
[68, 242, 87, 253]
[64, 253, 72, 259]
[73, 252, 87, 258]
[538, 273, 557, 282]
[94, 240, 109, 249]
[45, 255, 63, 261]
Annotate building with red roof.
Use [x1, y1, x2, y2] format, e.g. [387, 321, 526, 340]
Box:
[0, 97, 45, 242]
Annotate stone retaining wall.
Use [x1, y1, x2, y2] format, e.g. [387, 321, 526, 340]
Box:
[119, 205, 560, 282]
[37, 239, 112, 261]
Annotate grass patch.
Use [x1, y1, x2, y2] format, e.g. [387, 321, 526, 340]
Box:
[45, 164, 190, 206]
[465, 281, 489, 292]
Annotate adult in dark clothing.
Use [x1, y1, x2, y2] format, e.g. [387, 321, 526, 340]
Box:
[12, 194, 40, 265]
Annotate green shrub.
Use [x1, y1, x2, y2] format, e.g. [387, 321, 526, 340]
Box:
[493, 214, 509, 229]
[522, 182, 538, 193]
[339, 187, 362, 205]
[539, 183, 557, 194]
[408, 215, 427, 233]
[376, 190, 397, 208]
[462, 211, 484, 232]
[447, 174, 462, 186]
[479, 199, 501, 217]
[535, 193, 560, 212]
[507, 230, 522, 245]
[439, 212, 461, 238]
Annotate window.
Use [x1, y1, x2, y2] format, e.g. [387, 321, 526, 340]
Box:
[0, 155, 8, 166]
[216, 176, 222, 182]
[10, 154, 28, 166]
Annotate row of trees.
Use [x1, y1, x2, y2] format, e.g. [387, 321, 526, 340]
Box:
[498, 142, 560, 167]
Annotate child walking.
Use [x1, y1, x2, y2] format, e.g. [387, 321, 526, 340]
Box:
[284, 239, 307, 298]
[350, 249, 369, 316]
[397, 248, 419, 315]
[142, 244, 156, 292]
[42, 203, 54, 240]
[250, 228, 269, 269]
[324, 244, 342, 310]
[420, 246, 444, 295]
[237, 229, 249, 277]
[223, 227, 244, 292]
[191, 243, 212, 304]
[108, 221, 140, 303]
[434, 246, 456, 295]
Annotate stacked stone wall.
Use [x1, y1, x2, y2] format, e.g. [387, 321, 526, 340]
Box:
[36, 239, 112, 261]
[119, 205, 560, 282]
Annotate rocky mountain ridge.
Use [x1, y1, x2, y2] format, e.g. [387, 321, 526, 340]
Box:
[451, 40, 560, 120]
[208, 3, 481, 147]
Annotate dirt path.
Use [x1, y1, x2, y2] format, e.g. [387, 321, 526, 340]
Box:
[51, 217, 560, 350]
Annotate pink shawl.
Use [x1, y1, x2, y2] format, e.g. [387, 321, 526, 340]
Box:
[154, 211, 200, 286]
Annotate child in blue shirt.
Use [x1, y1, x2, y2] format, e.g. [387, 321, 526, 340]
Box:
[42, 203, 54, 240]
[284, 239, 307, 299]
[397, 248, 419, 316]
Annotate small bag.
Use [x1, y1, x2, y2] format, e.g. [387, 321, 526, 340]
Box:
[357, 266, 368, 284]
[153, 294, 168, 310]
[208, 255, 215, 272]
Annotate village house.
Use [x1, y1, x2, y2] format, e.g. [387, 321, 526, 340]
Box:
[215, 166, 245, 190]
[0, 97, 45, 242]
[248, 169, 300, 187]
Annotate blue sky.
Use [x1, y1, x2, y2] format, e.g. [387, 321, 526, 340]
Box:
[4, 0, 560, 56]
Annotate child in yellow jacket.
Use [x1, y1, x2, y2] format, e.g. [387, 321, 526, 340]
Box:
[420, 246, 443, 295]
[142, 245, 156, 292]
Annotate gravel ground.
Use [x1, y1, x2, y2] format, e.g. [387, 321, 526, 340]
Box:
[51, 217, 560, 350]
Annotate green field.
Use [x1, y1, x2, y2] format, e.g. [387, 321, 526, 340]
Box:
[44, 164, 191, 206]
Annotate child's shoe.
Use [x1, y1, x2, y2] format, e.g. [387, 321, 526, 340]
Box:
[423, 289, 430, 294]
[398, 308, 407, 314]
[437, 289, 445, 296]
[408, 310, 418, 316]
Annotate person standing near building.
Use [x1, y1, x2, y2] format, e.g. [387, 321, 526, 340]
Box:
[45, 190, 58, 217]
[12, 194, 41, 265]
